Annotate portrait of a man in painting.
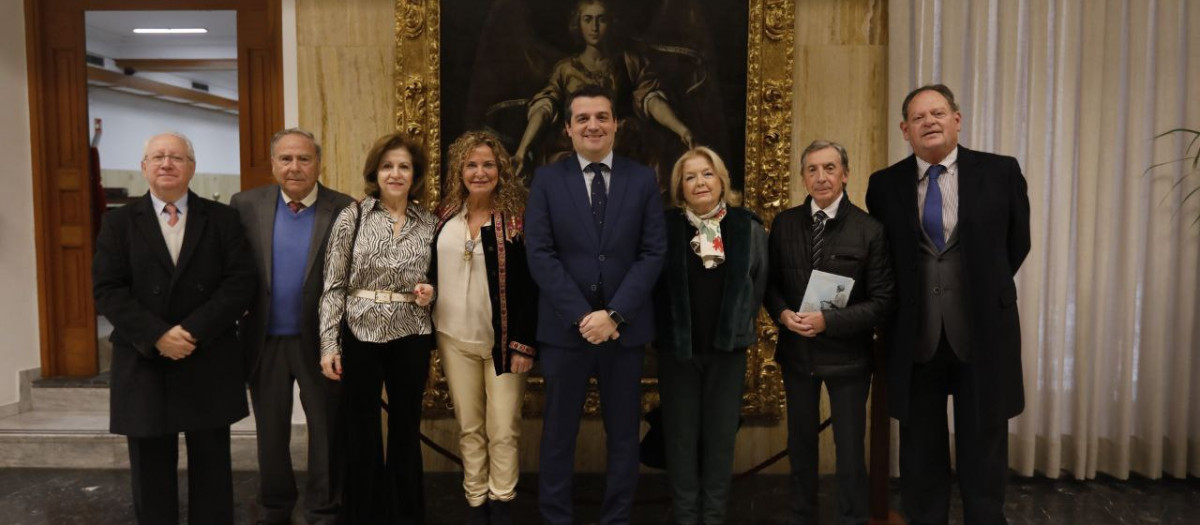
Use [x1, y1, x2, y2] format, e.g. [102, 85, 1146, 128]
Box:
[440, 0, 749, 193]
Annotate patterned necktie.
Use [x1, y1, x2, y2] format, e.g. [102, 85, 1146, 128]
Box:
[811, 210, 828, 269]
[923, 164, 946, 251]
[287, 200, 307, 214]
[588, 163, 607, 231]
[164, 202, 179, 227]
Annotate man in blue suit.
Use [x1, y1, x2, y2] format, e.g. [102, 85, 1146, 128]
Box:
[525, 84, 667, 525]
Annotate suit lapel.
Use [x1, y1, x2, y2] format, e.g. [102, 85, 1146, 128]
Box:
[257, 187, 278, 290]
[599, 156, 632, 247]
[896, 155, 923, 238]
[303, 185, 336, 285]
[798, 196, 815, 269]
[953, 147, 981, 249]
[716, 209, 749, 321]
[560, 157, 600, 246]
[133, 193, 175, 272]
[172, 191, 208, 285]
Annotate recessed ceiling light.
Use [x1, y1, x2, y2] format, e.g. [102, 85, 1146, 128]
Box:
[133, 28, 208, 34]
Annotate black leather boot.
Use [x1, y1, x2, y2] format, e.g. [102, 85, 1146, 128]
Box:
[466, 501, 489, 525]
[488, 499, 513, 525]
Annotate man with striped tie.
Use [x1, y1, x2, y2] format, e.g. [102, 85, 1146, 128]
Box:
[93, 132, 256, 524]
[866, 84, 1031, 525]
[765, 139, 895, 525]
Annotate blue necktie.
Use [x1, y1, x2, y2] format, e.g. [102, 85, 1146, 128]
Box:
[923, 164, 946, 251]
[588, 163, 607, 232]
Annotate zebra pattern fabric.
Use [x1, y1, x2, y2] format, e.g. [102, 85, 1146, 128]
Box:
[811, 210, 828, 269]
[318, 196, 436, 357]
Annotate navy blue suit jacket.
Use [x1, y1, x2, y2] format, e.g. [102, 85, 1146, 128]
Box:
[525, 154, 667, 348]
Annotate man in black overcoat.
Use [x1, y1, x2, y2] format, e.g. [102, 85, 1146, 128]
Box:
[93, 132, 256, 525]
[866, 85, 1031, 525]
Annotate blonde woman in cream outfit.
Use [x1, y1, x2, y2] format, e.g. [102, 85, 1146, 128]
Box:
[430, 130, 538, 525]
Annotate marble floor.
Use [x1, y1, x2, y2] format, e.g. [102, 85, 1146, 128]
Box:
[0, 469, 1196, 524]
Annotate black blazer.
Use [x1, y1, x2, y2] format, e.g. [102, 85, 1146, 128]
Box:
[764, 196, 895, 377]
[865, 146, 1031, 426]
[429, 209, 539, 374]
[93, 192, 256, 437]
[230, 184, 354, 379]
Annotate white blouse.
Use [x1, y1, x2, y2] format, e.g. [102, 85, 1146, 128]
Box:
[433, 210, 494, 345]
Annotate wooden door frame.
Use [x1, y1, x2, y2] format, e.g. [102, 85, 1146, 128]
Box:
[24, 0, 282, 378]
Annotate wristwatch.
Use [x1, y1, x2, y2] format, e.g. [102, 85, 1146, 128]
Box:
[607, 309, 625, 326]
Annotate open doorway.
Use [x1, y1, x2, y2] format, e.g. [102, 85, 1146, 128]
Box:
[85, 10, 240, 373]
[26, 0, 281, 379]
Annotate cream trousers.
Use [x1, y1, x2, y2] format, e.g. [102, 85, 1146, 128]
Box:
[436, 332, 528, 506]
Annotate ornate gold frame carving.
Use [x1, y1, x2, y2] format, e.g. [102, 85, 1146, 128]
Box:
[396, 0, 794, 419]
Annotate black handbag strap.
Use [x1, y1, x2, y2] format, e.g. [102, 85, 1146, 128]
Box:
[345, 200, 363, 281]
[338, 201, 364, 346]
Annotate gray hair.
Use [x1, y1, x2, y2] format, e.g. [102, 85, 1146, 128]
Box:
[142, 131, 195, 161]
[270, 127, 322, 159]
[800, 139, 849, 172]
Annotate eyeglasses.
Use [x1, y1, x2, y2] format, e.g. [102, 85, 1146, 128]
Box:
[146, 154, 193, 165]
[274, 155, 316, 167]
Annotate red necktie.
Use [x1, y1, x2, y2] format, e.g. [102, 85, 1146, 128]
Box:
[164, 202, 179, 227]
[287, 201, 306, 214]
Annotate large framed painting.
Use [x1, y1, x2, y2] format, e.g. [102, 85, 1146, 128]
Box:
[397, 0, 795, 419]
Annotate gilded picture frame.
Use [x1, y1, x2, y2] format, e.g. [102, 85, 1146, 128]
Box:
[396, 0, 795, 419]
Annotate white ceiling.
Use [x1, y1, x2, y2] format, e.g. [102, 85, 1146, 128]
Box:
[85, 10, 237, 44]
[85, 10, 238, 92]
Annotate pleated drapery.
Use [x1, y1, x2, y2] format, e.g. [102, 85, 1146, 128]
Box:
[887, 0, 1200, 480]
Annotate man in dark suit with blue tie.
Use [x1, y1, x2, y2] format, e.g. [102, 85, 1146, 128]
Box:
[866, 84, 1031, 525]
[525, 84, 667, 525]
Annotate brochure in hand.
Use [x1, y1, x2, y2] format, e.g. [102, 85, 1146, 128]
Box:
[799, 270, 855, 313]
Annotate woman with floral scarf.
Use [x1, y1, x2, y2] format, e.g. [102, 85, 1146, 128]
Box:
[653, 147, 768, 525]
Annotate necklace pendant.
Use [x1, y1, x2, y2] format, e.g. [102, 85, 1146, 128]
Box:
[463, 238, 476, 262]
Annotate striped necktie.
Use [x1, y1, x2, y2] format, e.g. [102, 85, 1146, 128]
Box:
[811, 210, 828, 269]
[164, 202, 179, 227]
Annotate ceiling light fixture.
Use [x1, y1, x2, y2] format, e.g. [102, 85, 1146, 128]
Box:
[133, 28, 208, 34]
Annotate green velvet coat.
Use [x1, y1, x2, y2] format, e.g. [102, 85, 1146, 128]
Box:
[654, 205, 769, 361]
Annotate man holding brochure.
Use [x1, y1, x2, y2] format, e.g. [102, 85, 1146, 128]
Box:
[765, 139, 895, 525]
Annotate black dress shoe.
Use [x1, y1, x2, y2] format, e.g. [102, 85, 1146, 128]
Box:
[488, 499, 512, 525]
[467, 501, 489, 525]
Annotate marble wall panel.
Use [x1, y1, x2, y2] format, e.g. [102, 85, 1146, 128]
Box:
[297, 0, 396, 198]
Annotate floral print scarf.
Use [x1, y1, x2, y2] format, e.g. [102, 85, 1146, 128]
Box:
[685, 201, 728, 269]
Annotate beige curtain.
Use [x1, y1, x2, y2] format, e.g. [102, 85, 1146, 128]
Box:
[887, 0, 1200, 480]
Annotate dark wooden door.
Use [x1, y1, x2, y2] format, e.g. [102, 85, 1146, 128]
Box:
[25, 0, 282, 377]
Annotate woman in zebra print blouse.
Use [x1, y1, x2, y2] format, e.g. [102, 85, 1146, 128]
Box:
[318, 132, 437, 524]
[429, 131, 538, 525]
